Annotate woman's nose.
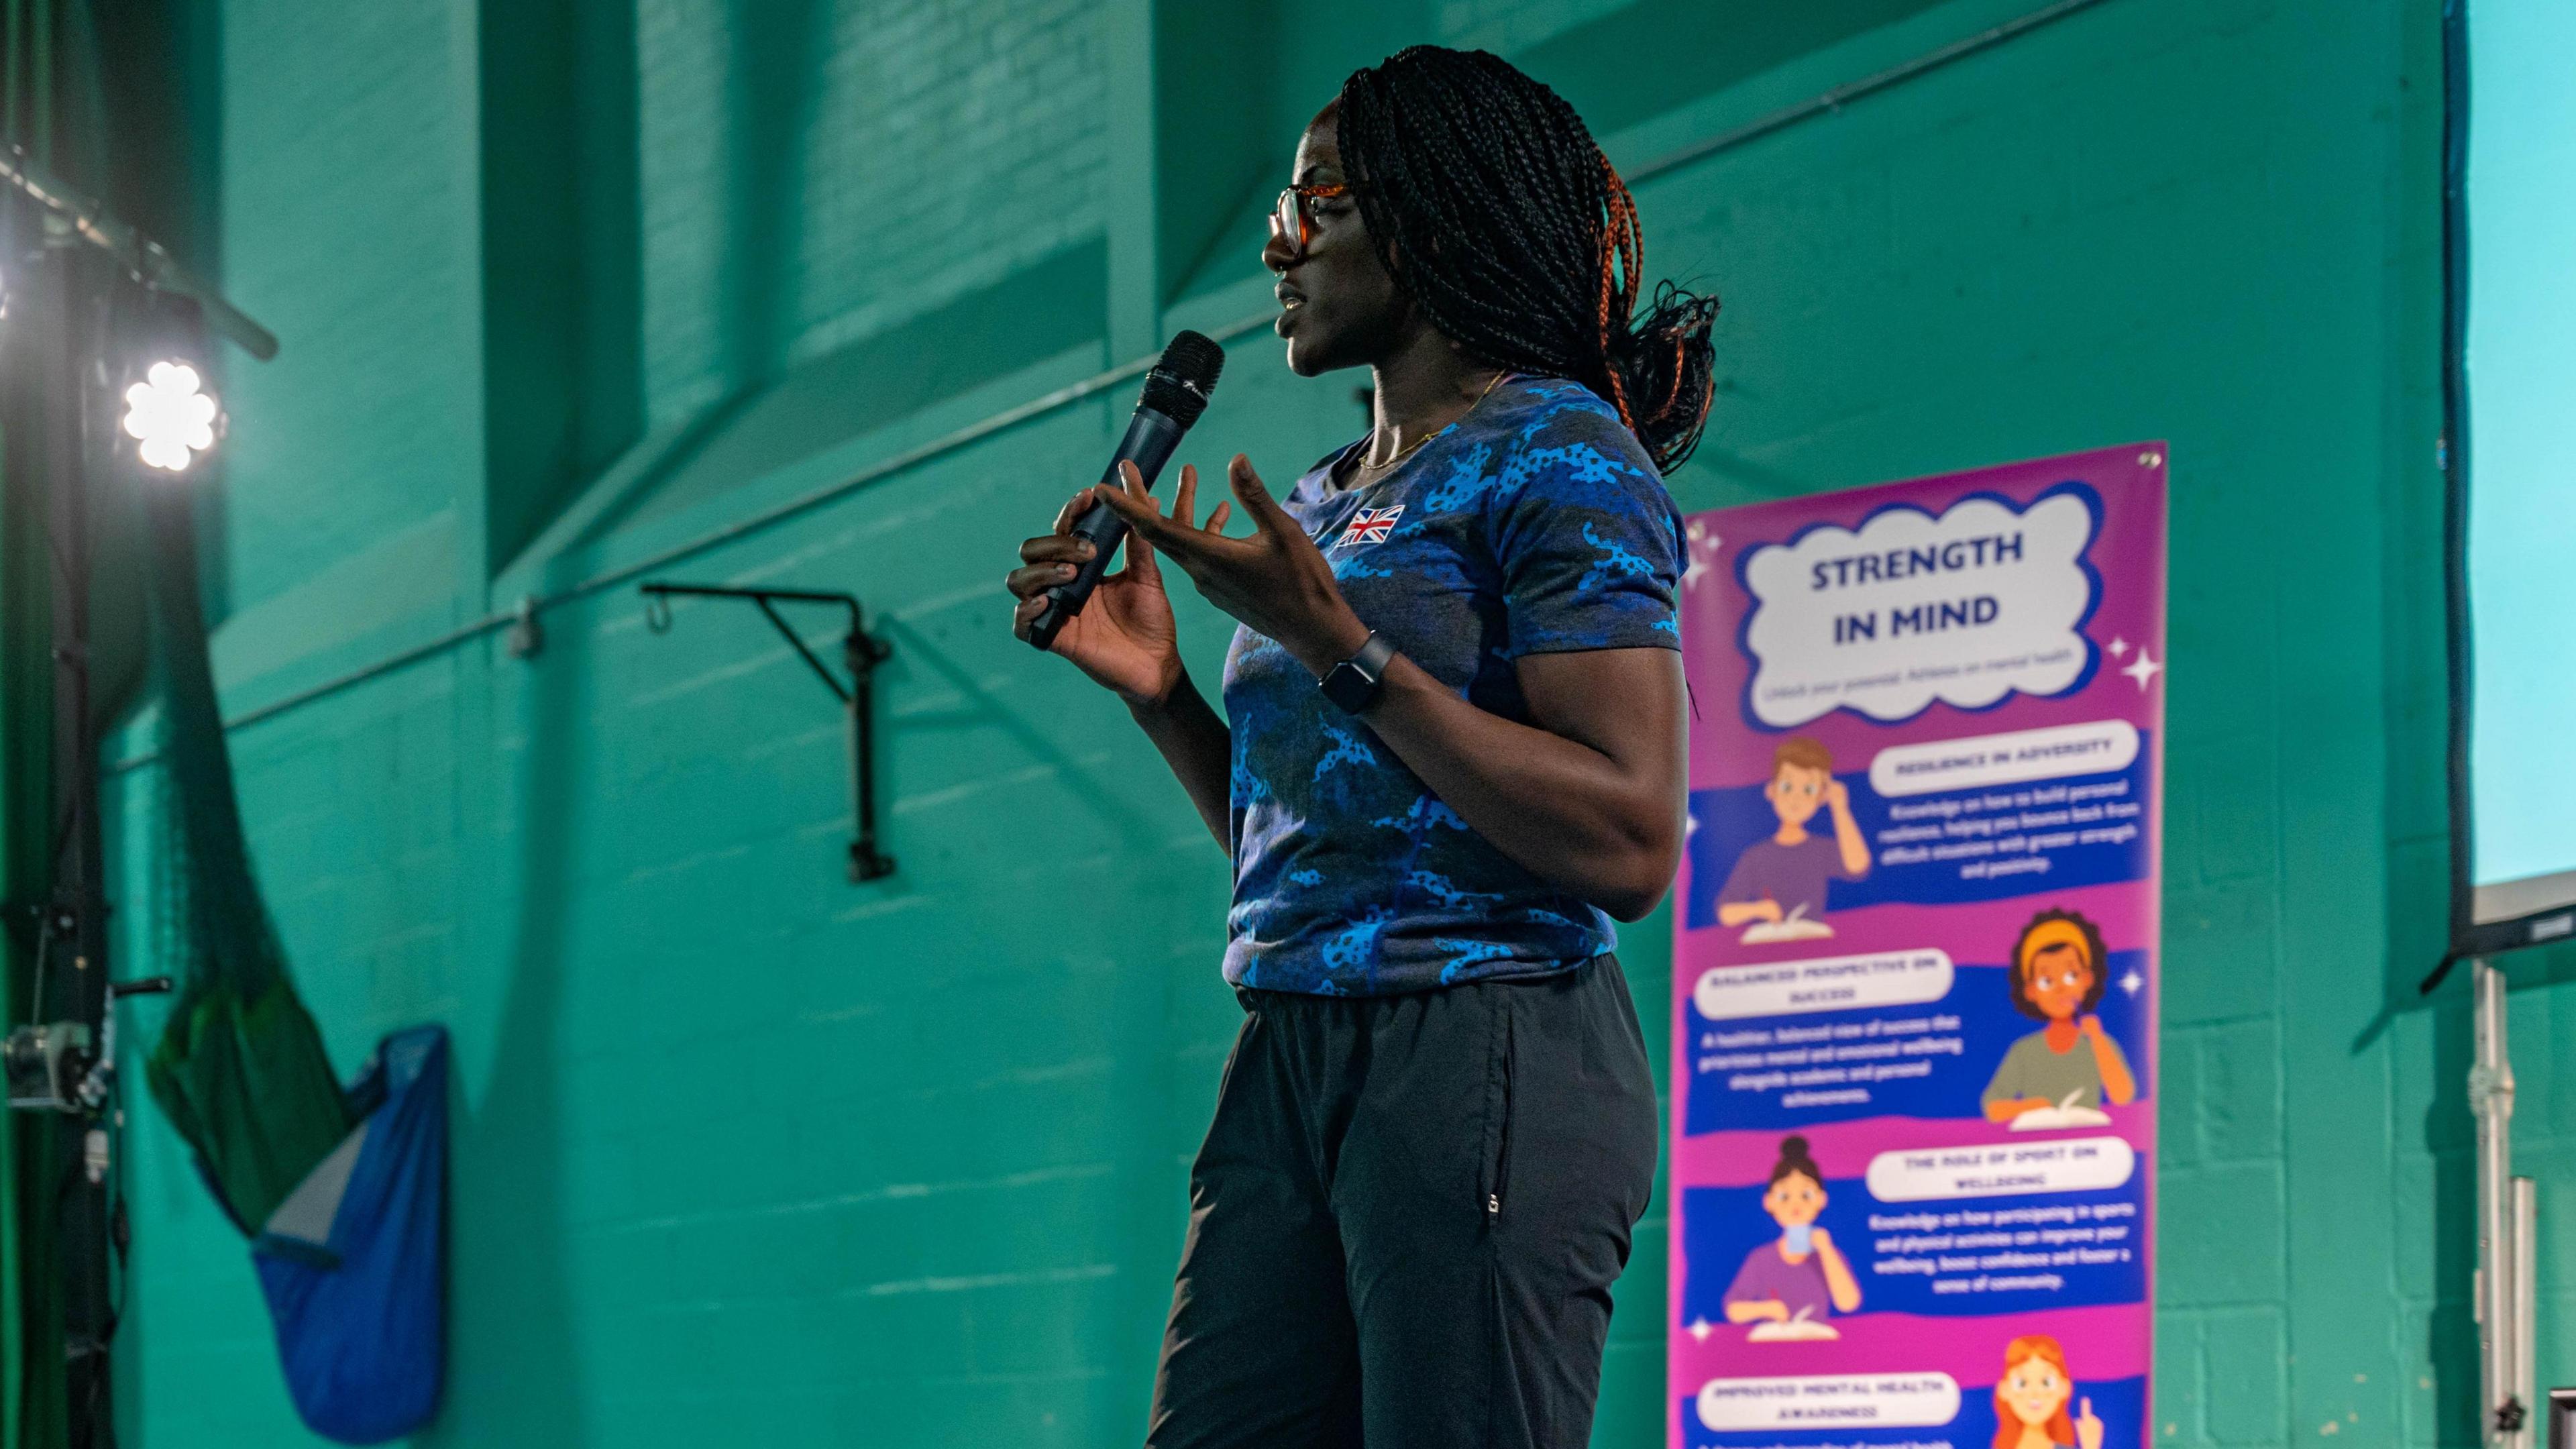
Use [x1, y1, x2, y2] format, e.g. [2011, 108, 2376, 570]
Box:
[1262, 223, 1297, 275]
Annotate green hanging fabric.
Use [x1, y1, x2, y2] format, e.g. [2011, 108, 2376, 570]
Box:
[139, 488, 350, 1233]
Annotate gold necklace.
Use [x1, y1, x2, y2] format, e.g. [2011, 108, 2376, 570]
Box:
[1348, 370, 1510, 485]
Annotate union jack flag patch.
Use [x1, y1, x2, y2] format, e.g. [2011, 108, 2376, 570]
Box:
[1334, 504, 1405, 547]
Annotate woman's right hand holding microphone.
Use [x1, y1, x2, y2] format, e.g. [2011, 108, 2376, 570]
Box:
[1008, 467, 1186, 708]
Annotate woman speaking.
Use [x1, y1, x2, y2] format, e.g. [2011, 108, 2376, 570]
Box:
[1005, 46, 1715, 1449]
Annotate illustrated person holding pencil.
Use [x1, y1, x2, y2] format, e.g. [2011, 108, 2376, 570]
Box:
[1981, 908, 2137, 1124]
[1714, 737, 1871, 940]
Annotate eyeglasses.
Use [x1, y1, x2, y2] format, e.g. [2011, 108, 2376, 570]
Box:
[1271, 183, 1352, 260]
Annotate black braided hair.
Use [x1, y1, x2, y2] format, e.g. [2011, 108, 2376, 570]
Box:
[1335, 46, 1719, 472]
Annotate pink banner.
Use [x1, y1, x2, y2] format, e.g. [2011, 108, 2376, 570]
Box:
[1669, 445, 2167, 1449]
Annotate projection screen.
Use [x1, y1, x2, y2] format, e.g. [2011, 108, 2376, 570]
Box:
[2446, 0, 2576, 958]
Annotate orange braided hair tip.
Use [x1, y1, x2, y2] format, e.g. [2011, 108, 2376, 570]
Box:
[1597, 152, 1644, 431]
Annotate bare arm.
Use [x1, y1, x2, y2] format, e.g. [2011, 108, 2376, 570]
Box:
[1823, 780, 1872, 877]
[1360, 646, 1684, 920]
[1812, 1230, 1863, 1312]
[1718, 898, 1784, 927]
[2082, 1017, 2138, 1106]
[1097, 456, 1686, 922]
[1126, 675, 1232, 849]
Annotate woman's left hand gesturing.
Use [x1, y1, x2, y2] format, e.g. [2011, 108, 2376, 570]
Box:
[1095, 453, 1371, 676]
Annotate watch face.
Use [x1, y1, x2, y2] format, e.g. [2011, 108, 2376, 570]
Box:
[1321, 661, 1380, 714]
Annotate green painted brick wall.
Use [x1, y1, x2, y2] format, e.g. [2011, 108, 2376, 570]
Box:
[99, 0, 2576, 1445]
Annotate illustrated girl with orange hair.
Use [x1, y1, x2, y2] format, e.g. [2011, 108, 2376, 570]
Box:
[1981, 908, 2137, 1124]
[1993, 1335, 2105, 1449]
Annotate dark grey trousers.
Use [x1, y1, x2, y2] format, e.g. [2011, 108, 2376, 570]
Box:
[1146, 955, 1660, 1449]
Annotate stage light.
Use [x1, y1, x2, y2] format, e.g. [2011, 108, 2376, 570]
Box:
[121, 360, 220, 473]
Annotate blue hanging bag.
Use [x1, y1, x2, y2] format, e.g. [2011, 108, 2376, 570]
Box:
[250, 1025, 449, 1444]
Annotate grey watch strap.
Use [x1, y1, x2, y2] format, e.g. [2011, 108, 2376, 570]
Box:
[1319, 631, 1397, 713]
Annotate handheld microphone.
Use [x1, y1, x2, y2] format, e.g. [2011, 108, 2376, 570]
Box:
[1026, 330, 1226, 651]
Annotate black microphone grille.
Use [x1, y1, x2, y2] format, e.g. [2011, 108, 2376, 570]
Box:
[1138, 330, 1226, 428]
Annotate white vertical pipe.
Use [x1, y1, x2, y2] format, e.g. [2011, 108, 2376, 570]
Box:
[2516, 1175, 2538, 1444]
[2475, 960, 2522, 1447]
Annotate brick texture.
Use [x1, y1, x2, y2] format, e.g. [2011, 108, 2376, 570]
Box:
[99, 1, 2567, 1447]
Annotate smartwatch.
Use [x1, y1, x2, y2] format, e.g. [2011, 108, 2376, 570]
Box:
[1318, 631, 1397, 714]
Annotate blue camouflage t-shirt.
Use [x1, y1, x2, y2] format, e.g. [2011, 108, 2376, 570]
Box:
[1221, 375, 1685, 995]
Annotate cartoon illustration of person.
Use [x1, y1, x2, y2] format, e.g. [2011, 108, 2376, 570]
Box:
[1721, 1135, 1862, 1338]
[1993, 1334, 2106, 1449]
[1982, 909, 2137, 1126]
[1715, 737, 1870, 942]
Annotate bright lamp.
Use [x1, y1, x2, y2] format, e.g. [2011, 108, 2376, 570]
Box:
[120, 361, 220, 473]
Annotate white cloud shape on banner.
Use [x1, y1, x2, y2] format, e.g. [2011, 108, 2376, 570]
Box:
[1741, 489, 2099, 728]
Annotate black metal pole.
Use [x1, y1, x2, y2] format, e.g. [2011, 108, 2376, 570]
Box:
[845, 624, 893, 883]
[44, 241, 115, 1449]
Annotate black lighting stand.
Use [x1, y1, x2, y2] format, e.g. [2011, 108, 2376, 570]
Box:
[52, 238, 115, 1448]
[0, 142, 274, 1449]
[639, 583, 896, 882]
[0, 200, 130, 1449]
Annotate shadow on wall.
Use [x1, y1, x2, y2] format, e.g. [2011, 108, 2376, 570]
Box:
[722, 0, 830, 396]
[425, 586, 592, 1446]
[587, 237, 1113, 549]
[2419, 989, 2475, 1436]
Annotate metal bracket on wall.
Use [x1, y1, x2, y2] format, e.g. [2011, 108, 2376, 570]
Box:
[506, 595, 544, 659]
[638, 582, 896, 882]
